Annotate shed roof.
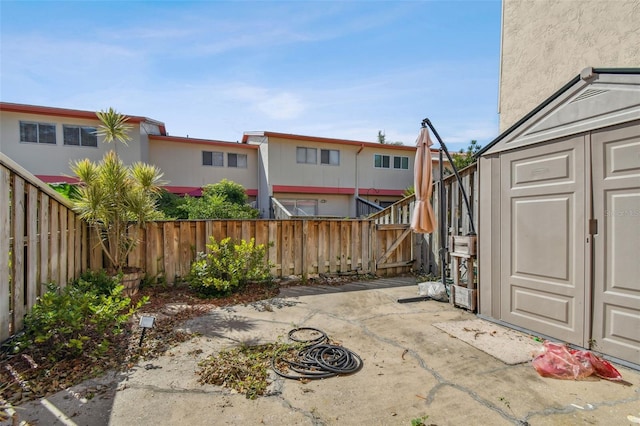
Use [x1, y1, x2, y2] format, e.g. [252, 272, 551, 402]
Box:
[477, 68, 640, 157]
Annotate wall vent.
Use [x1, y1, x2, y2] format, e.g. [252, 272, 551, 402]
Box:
[571, 88, 609, 103]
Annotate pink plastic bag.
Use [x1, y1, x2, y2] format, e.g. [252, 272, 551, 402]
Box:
[532, 341, 622, 381]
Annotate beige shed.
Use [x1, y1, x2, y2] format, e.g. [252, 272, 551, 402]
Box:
[477, 68, 640, 368]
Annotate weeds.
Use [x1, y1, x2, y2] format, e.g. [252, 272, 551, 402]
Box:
[197, 342, 303, 399]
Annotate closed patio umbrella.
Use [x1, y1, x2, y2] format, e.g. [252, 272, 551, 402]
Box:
[411, 127, 437, 234]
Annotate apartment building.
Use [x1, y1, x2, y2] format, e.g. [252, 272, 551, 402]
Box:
[148, 135, 259, 198]
[243, 132, 442, 218]
[499, 0, 639, 131]
[0, 103, 165, 182]
[1, 102, 446, 218]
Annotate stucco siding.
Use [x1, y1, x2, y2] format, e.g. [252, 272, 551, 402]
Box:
[148, 139, 258, 190]
[356, 146, 415, 192]
[499, 0, 640, 131]
[267, 136, 358, 189]
[0, 110, 143, 177]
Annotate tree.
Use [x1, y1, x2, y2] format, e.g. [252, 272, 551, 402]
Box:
[179, 180, 259, 219]
[156, 190, 188, 219]
[71, 108, 165, 274]
[204, 179, 248, 205]
[452, 140, 482, 170]
[377, 130, 404, 145]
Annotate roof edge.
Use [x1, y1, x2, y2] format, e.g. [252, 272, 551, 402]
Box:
[476, 67, 640, 158]
[475, 74, 581, 158]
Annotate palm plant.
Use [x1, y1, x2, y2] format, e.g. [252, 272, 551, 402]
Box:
[71, 108, 165, 274]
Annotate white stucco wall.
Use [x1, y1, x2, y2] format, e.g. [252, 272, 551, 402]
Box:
[499, 0, 640, 131]
[0, 110, 143, 177]
[148, 138, 258, 191]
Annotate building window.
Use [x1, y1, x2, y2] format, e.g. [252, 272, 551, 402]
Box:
[228, 153, 247, 168]
[280, 199, 318, 216]
[393, 156, 409, 170]
[320, 149, 340, 165]
[20, 121, 56, 144]
[203, 151, 224, 166]
[63, 125, 98, 147]
[374, 154, 390, 168]
[296, 147, 317, 164]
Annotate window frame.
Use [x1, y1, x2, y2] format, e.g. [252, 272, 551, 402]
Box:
[202, 150, 224, 167]
[296, 147, 317, 164]
[227, 153, 248, 168]
[280, 199, 318, 216]
[320, 149, 340, 166]
[374, 154, 391, 169]
[393, 155, 409, 170]
[19, 121, 57, 145]
[63, 124, 98, 147]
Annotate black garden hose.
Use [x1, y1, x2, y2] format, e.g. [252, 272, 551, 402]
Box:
[272, 328, 363, 380]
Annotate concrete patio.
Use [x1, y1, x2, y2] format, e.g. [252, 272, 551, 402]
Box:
[6, 277, 640, 425]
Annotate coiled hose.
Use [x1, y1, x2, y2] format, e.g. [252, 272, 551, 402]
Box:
[271, 327, 363, 380]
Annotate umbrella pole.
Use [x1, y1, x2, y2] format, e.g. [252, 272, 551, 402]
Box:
[439, 148, 447, 290]
[422, 118, 476, 235]
[398, 148, 448, 305]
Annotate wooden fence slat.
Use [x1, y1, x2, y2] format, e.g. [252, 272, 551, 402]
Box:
[39, 193, 50, 291]
[195, 221, 206, 254]
[59, 206, 68, 286]
[179, 222, 192, 279]
[361, 221, 370, 274]
[12, 175, 25, 332]
[74, 216, 82, 279]
[80, 220, 87, 275]
[0, 167, 10, 341]
[281, 221, 293, 276]
[340, 222, 349, 273]
[317, 221, 327, 274]
[329, 221, 339, 273]
[293, 221, 302, 275]
[302, 221, 313, 275]
[26, 185, 38, 310]
[268, 221, 279, 275]
[163, 222, 177, 285]
[67, 209, 75, 284]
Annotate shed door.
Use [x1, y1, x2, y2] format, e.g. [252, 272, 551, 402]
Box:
[591, 122, 640, 364]
[500, 136, 586, 346]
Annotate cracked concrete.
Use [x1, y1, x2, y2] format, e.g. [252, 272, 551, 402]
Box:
[7, 278, 640, 425]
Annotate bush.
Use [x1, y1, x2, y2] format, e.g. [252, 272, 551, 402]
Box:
[188, 237, 271, 297]
[14, 280, 147, 361]
[179, 180, 259, 219]
[71, 269, 120, 296]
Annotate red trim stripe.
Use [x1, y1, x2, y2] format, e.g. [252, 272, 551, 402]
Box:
[36, 175, 80, 184]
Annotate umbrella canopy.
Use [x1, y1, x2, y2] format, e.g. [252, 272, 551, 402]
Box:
[410, 127, 437, 233]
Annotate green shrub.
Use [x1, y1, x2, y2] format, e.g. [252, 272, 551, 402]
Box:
[188, 237, 271, 297]
[71, 269, 120, 296]
[14, 281, 146, 361]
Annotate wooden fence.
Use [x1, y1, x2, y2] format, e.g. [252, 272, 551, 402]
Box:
[1, 149, 476, 339]
[125, 218, 413, 284]
[1, 153, 90, 341]
[367, 162, 479, 276]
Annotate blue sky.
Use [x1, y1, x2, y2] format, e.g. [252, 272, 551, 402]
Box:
[1, 0, 502, 151]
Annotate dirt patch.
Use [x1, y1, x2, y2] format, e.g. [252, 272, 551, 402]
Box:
[0, 276, 372, 407]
